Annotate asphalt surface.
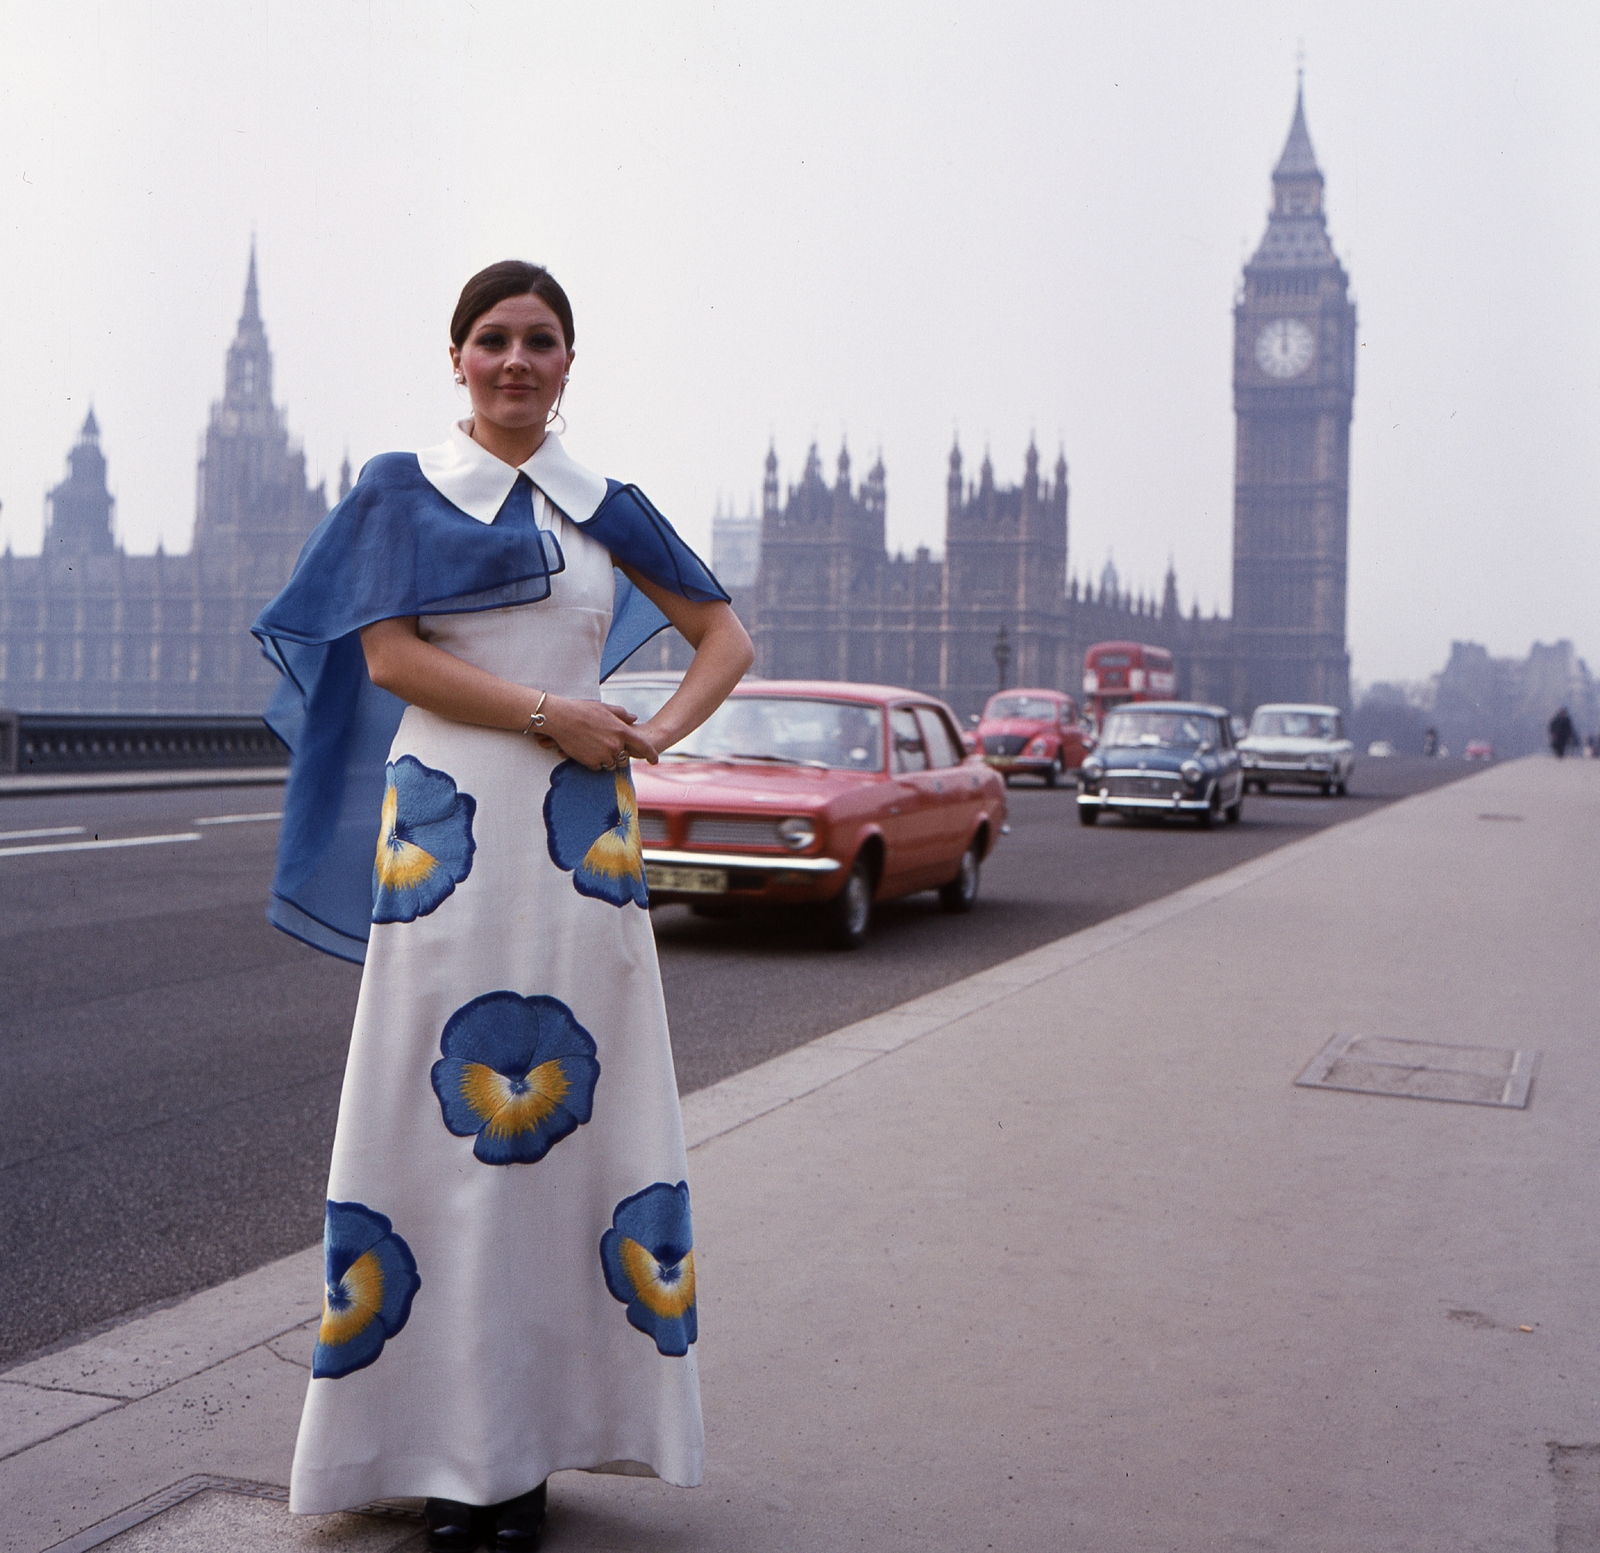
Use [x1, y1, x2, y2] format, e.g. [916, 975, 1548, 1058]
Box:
[0, 757, 1473, 1368]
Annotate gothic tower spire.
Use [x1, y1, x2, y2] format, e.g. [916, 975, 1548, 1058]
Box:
[46, 407, 116, 555]
[1230, 82, 1355, 710]
[224, 241, 274, 413]
[194, 240, 327, 558]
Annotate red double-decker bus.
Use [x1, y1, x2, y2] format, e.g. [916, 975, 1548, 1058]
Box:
[1082, 640, 1177, 728]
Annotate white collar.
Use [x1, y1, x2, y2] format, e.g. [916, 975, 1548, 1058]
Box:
[415, 420, 609, 526]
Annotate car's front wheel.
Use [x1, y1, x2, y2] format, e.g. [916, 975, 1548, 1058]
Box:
[823, 857, 874, 949]
[1078, 803, 1099, 826]
[938, 842, 982, 913]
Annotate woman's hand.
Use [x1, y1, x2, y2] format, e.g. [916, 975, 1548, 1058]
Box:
[529, 701, 637, 755]
[537, 696, 658, 770]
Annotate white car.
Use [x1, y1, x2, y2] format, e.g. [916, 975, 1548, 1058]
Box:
[1239, 703, 1356, 796]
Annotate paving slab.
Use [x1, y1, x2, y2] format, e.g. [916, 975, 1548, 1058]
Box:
[3, 757, 1594, 1552]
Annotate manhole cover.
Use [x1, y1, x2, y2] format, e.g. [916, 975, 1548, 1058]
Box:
[1295, 1033, 1539, 1108]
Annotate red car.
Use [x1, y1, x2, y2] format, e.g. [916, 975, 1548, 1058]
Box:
[974, 688, 1095, 787]
[629, 680, 1008, 948]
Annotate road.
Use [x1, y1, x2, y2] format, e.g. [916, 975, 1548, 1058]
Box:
[0, 758, 1473, 1367]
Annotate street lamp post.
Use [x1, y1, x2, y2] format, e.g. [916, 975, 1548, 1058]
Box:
[993, 625, 1011, 692]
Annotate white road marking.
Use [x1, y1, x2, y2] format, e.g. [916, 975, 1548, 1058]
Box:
[0, 832, 202, 859]
[193, 811, 283, 826]
[0, 826, 88, 843]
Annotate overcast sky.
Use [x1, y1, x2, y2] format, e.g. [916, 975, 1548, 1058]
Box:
[2, 1, 1595, 685]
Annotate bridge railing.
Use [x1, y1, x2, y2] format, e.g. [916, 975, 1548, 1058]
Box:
[0, 711, 288, 775]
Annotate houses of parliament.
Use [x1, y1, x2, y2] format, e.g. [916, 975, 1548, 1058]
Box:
[0, 90, 1355, 720]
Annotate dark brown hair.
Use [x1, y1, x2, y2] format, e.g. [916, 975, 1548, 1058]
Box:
[450, 261, 575, 350]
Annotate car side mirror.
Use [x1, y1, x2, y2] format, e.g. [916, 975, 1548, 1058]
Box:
[1199, 740, 1214, 754]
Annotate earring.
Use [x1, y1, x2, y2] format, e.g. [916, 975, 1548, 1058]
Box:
[454, 372, 465, 384]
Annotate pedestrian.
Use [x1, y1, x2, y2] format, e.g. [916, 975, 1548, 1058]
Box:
[254, 261, 752, 1551]
[1549, 706, 1576, 759]
[1423, 725, 1439, 758]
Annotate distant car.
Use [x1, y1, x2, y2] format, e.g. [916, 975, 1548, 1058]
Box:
[1464, 740, 1495, 761]
[974, 688, 1095, 787]
[1076, 702, 1244, 828]
[1239, 703, 1356, 796]
[633, 680, 1008, 948]
[1367, 740, 1396, 758]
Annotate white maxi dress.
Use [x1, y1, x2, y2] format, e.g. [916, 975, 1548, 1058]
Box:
[289, 483, 703, 1513]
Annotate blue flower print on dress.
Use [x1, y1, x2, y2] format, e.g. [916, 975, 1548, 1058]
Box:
[600, 1181, 698, 1356]
[312, 1200, 421, 1380]
[431, 990, 601, 1166]
[543, 760, 648, 908]
[372, 755, 477, 923]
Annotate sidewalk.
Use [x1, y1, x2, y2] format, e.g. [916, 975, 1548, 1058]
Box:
[3, 757, 1595, 1552]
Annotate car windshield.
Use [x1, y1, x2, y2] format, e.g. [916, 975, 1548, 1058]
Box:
[985, 695, 1059, 720]
[1101, 710, 1216, 750]
[668, 697, 884, 771]
[1252, 710, 1338, 739]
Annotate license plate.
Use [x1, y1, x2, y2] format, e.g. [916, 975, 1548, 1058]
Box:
[646, 864, 728, 895]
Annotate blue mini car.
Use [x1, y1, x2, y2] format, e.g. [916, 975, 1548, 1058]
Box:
[1076, 701, 1245, 828]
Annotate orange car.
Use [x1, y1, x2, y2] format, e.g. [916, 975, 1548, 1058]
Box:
[628, 680, 1008, 948]
[974, 687, 1095, 786]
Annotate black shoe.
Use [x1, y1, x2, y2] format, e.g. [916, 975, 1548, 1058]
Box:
[491, 1481, 547, 1550]
[424, 1497, 482, 1553]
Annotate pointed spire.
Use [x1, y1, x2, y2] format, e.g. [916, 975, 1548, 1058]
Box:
[1273, 84, 1322, 182]
[81, 406, 100, 441]
[241, 237, 261, 327]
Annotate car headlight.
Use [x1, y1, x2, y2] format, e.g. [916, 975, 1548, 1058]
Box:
[778, 816, 816, 851]
[1180, 760, 1203, 786]
[1081, 758, 1104, 781]
[1025, 736, 1050, 756]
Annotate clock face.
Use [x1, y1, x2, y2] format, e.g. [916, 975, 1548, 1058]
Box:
[1255, 318, 1315, 379]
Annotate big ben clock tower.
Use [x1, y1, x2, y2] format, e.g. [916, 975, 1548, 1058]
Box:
[1231, 85, 1355, 711]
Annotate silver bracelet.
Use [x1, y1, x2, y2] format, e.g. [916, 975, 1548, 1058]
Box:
[522, 691, 548, 736]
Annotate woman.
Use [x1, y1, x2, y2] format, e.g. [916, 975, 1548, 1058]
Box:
[254, 261, 752, 1551]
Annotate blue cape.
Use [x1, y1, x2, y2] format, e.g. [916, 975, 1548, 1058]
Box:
[253, 452, 727, 962]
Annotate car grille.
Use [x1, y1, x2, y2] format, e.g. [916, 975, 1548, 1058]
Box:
[984, 735, 1027, 756]
[686, 815, 785, 849]
[1106, 774, 1179, 797]
[636, 809, 670, 844]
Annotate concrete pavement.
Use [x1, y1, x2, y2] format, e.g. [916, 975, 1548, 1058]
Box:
[3, 755, 1595, 1551]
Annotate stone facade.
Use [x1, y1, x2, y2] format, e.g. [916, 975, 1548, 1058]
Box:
[736, 437, 1234, 721]
[0, 249, 330, 714]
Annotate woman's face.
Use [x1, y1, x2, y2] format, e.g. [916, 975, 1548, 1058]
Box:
[450, 293, 574, 439]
